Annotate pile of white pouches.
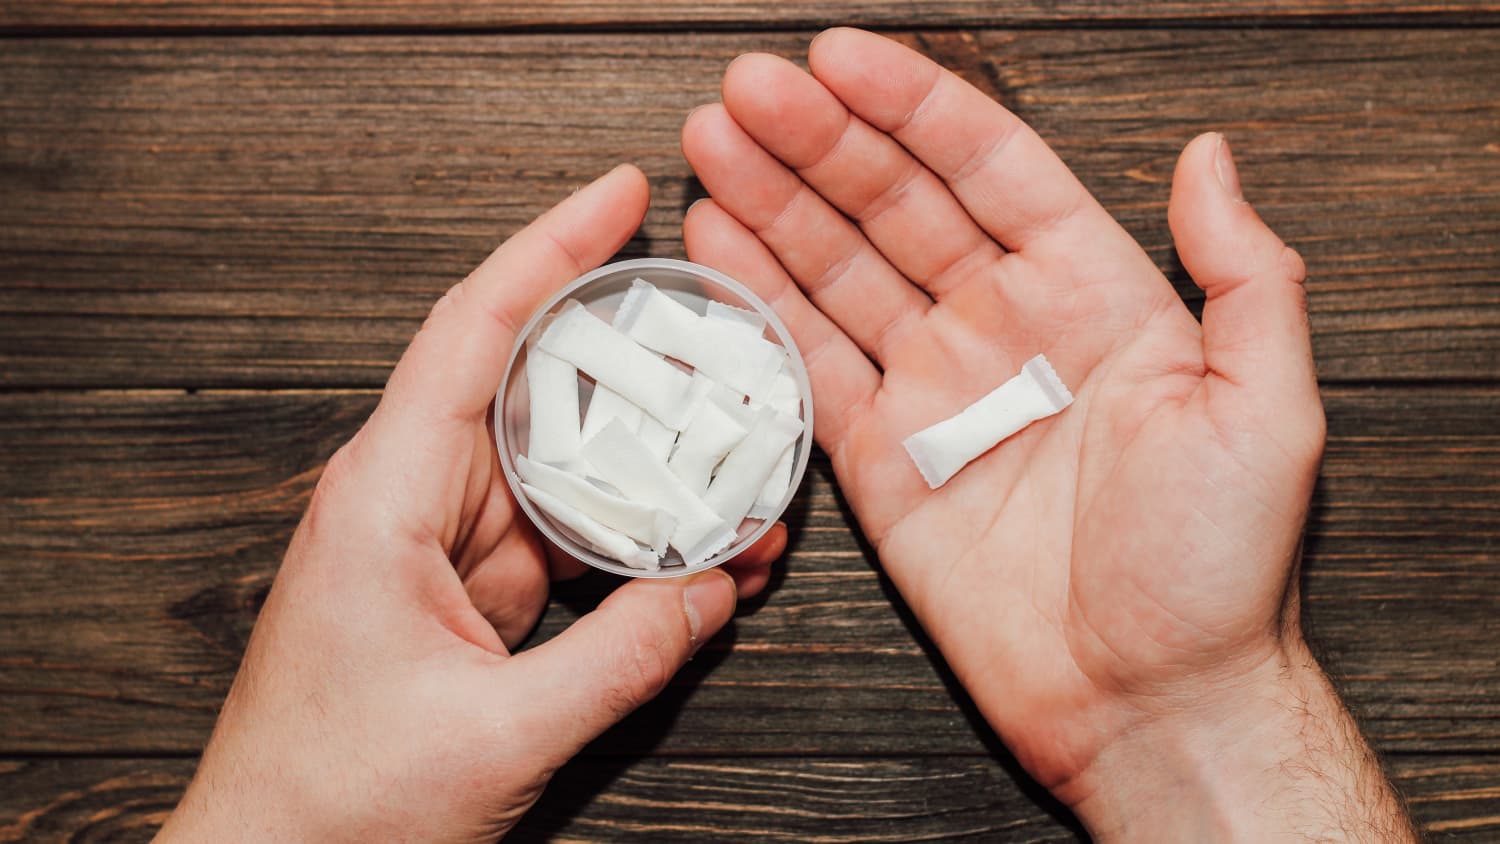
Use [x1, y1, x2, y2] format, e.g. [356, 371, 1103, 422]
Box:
[518, 279, 804, 571]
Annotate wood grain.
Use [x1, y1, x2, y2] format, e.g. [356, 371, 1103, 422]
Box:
[2, 387, 1496, 755]
[3, 0, 1499, 31]
[2, 30, 1497, 387]
[2, 754, 1498, 843]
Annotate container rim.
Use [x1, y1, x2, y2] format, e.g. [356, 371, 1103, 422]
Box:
[495, 257, 815, 578]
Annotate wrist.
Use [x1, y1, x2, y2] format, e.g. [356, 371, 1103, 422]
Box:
[154, 781, 256, 844]
[1064, 638, 1415, 843]
[154, 734, 321, 843]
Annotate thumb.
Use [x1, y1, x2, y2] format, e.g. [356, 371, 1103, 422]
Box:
[507, 569, 737, 764]
[1168, 132, 1323, 451]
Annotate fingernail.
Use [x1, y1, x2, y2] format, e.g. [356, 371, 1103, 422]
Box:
[683, 569, 737, 646]
[1213, 134, 1246, 204]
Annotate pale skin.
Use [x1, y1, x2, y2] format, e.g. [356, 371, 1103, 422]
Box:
[155, 165, 786, 844]
[159, 27, 1416, 843]
[681, 28, 1417, 842]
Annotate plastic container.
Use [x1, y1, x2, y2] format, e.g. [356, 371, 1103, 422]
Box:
[495, 258, 814, 578]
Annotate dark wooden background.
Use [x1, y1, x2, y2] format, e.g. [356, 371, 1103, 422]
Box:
[2, 2, 1498, 841]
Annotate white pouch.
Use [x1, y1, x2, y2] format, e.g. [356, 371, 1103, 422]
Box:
[703, 407, 805, 529]
[637, 413, 679, 462]
[515, 455, 675, 555]
[580, 383, 643, 445]
[520, 482, 659, 571]
[902, 354, 1074, 489]
[708, 383, 758, 429]
[582, 419, 736, 566]
[538, 300, 697, 429]
[705, 300, 767, 334]
[668, 399, 749, 494]
[752, 368, 801, 414]
[525, 343, 582, 467]
[749, 447, 797, 519]
[614, 279, 785, 400]
[632, 372, 714, 465]
[749, 368, 803, 517]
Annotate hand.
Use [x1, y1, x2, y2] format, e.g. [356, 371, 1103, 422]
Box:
[155, 165, 786, 844]
[682, 29, 1415, 841]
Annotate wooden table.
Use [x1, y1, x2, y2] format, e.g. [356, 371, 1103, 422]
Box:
[2, 3, 1498, 841]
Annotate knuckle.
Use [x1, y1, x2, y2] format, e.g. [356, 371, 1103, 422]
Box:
[422, 279, 469, 328]
[626, 635, 677, 698]
[1278, 244, 1308, 286]
[602, 625, 680, 719]
[1278, 392, 1327, 474]
[1301, 403, 1329, 464]
[310, 433, 366, 515]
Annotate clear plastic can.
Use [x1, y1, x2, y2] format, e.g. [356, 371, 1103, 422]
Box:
[495, 258, 814, 578]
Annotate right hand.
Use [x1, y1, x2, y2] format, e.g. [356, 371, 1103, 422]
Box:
[681, 28, 1414, 840]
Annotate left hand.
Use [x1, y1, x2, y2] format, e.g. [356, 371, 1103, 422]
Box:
[155, 164, 786, 844]
[679, 29, 1409, 840]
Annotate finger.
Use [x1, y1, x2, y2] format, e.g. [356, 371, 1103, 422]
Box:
[330, 167, 648, 547]
[462, 524, 551, 650]
[807, 29, 1133, 260]
[722, 521, 787, 599]
[730, 521, 787, 568]
[1168, 133, 1323, 455]
[683, 197, 880, 453]
[543, 541, 592, 582]
[725, 565, 771, 601]
[507, 569, 738, 766]
[722, 53, 1002, 297]
[682, 103, 931, 365]
[383, 164, 650, 427]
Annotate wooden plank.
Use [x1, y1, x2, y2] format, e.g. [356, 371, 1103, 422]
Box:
[2, 753, 1498, 842]
[1, 30, 1496, 387]
[2, 1, 1499, 31]
[1, 387, 1496, 755]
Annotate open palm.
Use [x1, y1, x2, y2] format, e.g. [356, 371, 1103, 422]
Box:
[682, 29, 1325, 794]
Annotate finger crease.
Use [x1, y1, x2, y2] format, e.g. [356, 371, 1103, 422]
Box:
[539, 226, 587, 278]
[800, 240, 864, 300]
[850, 159, 925, 226]
[888, 67, 945, 137]
[749, 182, 808, 238]
[922, 237, 997, 295]
[868, 300, 920, 360]
[947, 121, 1021, 187]
[458, 274, 524, 345]
[797, 325, 841, 375]
[1022, 185, 1092, 247]
[796, 107, 856, 173]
